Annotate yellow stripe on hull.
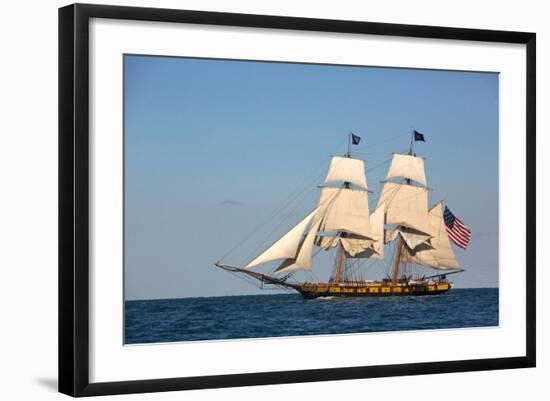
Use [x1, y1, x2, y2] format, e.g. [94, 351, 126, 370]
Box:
[298, 282, 451, 299]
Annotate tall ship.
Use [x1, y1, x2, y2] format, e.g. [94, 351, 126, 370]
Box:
[215, 132, 468, 299]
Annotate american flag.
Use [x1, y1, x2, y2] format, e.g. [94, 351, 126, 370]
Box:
[443, 206, 471, 249]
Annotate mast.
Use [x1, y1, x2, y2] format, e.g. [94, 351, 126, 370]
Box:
[334, 242, 345, 283]
[392, 238, 404, 285]
[336, 131, 353, 283]
[391, 129, 416, 285]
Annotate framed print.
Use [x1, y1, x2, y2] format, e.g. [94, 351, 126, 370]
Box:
[58, 3, 536, 397]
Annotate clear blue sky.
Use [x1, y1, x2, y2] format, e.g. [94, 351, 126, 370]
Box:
[124, 55, 499, 300]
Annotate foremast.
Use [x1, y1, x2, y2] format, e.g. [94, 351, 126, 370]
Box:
[333, 131, 356, 284]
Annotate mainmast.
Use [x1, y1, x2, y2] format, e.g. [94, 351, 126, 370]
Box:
[380, 129, 461, 283]
[334, 242, 345, 283]
[384, 129, 427, 285]
[408, 128, 415, 156]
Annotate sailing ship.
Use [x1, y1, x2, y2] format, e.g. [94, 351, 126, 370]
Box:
[215, 132, 465, 299]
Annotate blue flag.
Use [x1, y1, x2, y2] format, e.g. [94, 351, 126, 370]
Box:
[351, 133, 361, 145]
[414, 130, 425, 142]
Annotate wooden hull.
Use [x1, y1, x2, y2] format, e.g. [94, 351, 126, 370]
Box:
[213, 263, 458, 300]
[296, 282, 452, 299]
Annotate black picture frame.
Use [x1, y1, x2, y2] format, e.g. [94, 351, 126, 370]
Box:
[59, 3, 536, 397]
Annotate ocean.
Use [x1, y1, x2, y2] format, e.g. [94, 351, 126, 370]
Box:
[125, 288, 498, 344]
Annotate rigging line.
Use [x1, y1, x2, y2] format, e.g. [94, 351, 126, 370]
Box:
[364, 153, 393, 163]
[219, 135, 347, 262]
[227, 269, 262, 289]
[220, 182, 316, 260]
[242, 184, 320, 264]
[308, 268, 323, 284]
[243, 182, 342, 265]
[349, 133, 410, 153]
[219, 168, 324, 262]
[349, 151, 377, 156]
[349, 258, 366, 279]
[365, 132, 411, 148]
[366, 157, 393, 172]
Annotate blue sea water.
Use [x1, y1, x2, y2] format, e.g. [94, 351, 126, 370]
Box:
[124, 288, 498, 344]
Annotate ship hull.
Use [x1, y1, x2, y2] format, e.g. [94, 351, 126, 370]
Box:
[297, 282, 452, 299]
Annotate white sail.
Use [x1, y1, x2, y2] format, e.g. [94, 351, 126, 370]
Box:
[315, 235, 340, 250]
[273, 193, 339, 273]
[398, 228, 431, 250]
[273, 183, 375, 273]
[314, 236, 375, 257]
[318, 187, 373, 239]
[316, 203, 384, 259]
[367, 204, 386, 259]
[384, 228, 430, 249]
[402, 203, 460, 270]
[377, 182, 430, 234]
[245, 208, 319, 268]
[324, 156, 368, 190]
[386, 153, 427, 187]
[341, 238, 375, 257]
[385, 229, 399, 244]
[275, 217, 324, 273]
